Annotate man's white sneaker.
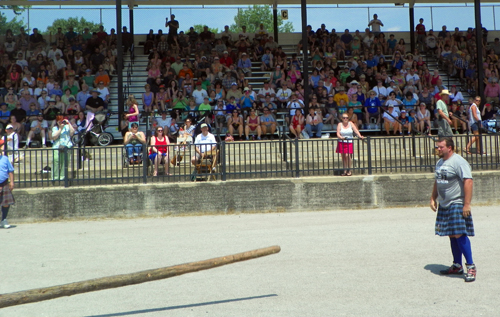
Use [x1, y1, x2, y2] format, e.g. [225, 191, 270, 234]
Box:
[1, 219, 11, 229]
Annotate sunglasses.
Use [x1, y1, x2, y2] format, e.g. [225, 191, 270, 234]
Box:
[342, 117, 349, 119]
[157, 129, 163, 132]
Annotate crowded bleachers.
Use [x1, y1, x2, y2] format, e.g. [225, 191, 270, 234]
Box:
[0, 16, 499, 156]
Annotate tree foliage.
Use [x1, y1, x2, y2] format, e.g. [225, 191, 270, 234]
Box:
[230, 5, 294, 34]
[0, 5, 27, 35]
[44, 17, 103, 35]
[188, 24, 219, 35]
[0, 13, 26, 36]
[0, 5, 26, 15]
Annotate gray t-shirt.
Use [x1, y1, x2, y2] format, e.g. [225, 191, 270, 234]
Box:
[435, 153, 472, 207]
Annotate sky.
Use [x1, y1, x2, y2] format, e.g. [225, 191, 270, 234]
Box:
[2, 4, 500, 35]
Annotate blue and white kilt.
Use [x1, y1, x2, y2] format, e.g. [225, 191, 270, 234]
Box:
[435, 203, 474, 237]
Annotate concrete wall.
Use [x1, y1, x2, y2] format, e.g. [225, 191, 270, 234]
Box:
[10, 170, 500, 222]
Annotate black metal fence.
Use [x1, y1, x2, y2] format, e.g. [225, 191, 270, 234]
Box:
[9, 134, 500, 188]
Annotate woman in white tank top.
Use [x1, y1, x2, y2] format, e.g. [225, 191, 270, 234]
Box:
[336, 113, 364, 176]
[465, 97, 483, 154]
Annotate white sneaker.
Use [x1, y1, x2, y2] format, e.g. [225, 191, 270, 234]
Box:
[1, 219, 11, 229]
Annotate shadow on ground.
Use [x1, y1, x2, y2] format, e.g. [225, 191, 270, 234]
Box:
[85, 294, 278, 317]
[424, 264, 464, 279]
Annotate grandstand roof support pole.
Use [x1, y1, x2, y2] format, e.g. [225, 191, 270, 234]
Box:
[129, 5, 135, 45]
[301, 0, 310, 110]
[474, 0, 485, 99]
[409, 5, 415, 53]
[273, 1, 279, 42]
[116, 0, 125, 120]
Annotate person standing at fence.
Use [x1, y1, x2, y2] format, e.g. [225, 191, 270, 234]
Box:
[436, 90, 454, 137]
[336, 113, 364, 176]
[0, 139, 15, 229]
[51, 115, 74, 181]
[465, 96, 483, 155]
[430, 137, 476, 282]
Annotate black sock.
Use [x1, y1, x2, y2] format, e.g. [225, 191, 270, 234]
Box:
[1, 206, 9, 221]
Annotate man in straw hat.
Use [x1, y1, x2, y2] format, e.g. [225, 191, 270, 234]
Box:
[436, 89, 454, 136]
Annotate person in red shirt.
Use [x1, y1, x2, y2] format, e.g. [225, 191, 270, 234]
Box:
[220, 51, 233, 68]
[416, 18, 426, 52]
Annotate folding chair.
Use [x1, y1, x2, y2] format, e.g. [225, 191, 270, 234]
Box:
[195, 149, 219, 182]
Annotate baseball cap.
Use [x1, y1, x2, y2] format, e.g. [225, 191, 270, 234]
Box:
[401, 110, 407, 113]
[200, 123, 208, 128]
[231, 82, 237, 86]
[6, 124, 14, 130]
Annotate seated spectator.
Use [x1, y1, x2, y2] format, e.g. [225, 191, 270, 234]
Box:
[260, 107, 276, 138]
[237, 53, 252, 77]
[149, 126, 170, 176]
[276, 82, 292, 107]
[287, 93, 304, 119]
[402, 91, 419, 112]
[172, 91, 189, 110]
[213, 99, 226, 131]
[25, 113, 48, 148]
[48, 82, 63, 98]
[226, 82, 242, 102]
[191, 123, 216, 165]
[66, 98, 81, 117]
[289, 109, 304, 138]
[94, 67, 110, 87]
[398, 110, 412, 135]
[227, 109, 244, 139]
[82, 69, 95, 88]
[305, 107, 324, 138]
[192, 82, 208, 105]
[0, 103, 11, 127]
[61, 88, 76, 107]
[85, 90, 105, 114]
[76, 84, 91, 111]
[383, 104, 400, 135]
[483, 78, 500, 105]
[142, 84, 155, 113]
[124, 122, 147, 165]
[364, 90, 381, 124]
[244, 109, 262, 140]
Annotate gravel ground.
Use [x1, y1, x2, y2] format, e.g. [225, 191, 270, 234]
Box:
[0, 205, 498, 317]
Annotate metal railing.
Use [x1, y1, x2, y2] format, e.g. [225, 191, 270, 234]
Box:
[8, 134, 500, 188]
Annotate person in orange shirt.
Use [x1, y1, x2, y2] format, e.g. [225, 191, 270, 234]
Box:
[177, 63, 194, 86]
[93, 66, 111, 87]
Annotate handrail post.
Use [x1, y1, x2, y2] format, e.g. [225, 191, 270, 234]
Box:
[220, 141, 226, 181]
[142, 142, 148, 184]
[63, 147, 69, 188]
[367, 136, 373, 175]
[294, 138, 300, 178]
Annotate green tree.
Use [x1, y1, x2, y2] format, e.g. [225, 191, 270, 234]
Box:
[187, 24, 219, 35]
[0, 5, 27, 35]
[230, 5, 294, 34]
[0, 13, 26, 35]
[44, 17, 103, 35]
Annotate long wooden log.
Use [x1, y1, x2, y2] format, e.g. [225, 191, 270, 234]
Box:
[0, 245, 280, 309]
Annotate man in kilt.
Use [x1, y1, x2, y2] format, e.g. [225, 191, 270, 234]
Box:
[430, 137, 476, 282]
[0, 139, 15, 229]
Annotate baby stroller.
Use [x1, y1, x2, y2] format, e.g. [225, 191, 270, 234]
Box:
[72, 111, 114, 147]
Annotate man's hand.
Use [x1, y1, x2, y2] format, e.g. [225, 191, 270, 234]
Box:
[463, 204, 471, 217]
[430, 198, 437, 212]
[9, 182, 14, 191]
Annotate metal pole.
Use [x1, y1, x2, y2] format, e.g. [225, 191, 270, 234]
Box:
[366, 137, 372, 175]
[409, 6, 415, 53]
[475, 0, 485, 99]
[294, 138, 300, 178]
[129, 5, 135, 46]
[301, 0, 310, 109]
[116, 0, 124, 125]
[273, 2, 279, 43]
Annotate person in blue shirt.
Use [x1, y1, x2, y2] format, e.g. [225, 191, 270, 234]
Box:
[364, 90, 382, 126]
[0, 139, 15, 229]
[0, 103, 11, 127]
